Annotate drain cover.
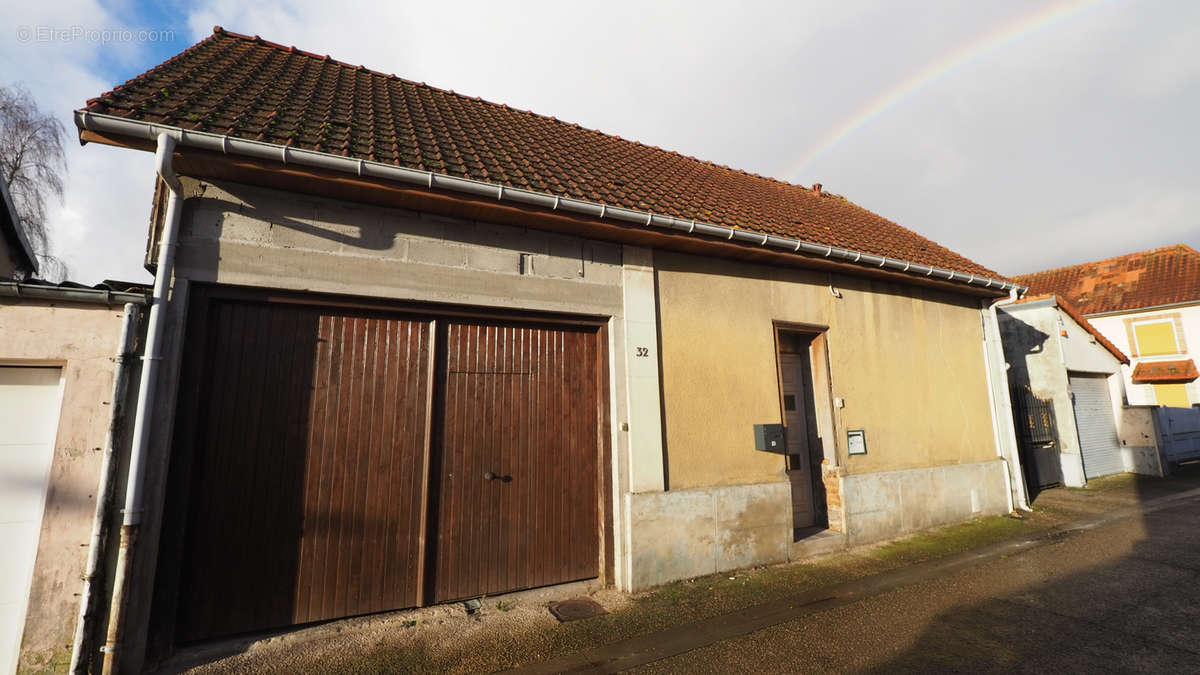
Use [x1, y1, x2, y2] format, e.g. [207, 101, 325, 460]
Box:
[549, 597, 608, 622]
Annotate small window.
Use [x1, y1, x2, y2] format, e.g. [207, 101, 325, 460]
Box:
[1133, 320, 1180, 357]
[783, 394, 797, 411]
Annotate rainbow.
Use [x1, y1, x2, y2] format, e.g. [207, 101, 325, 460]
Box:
[783, 0, 1115, 181]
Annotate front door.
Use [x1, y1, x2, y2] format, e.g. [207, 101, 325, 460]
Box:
[780, 352, 816, 530]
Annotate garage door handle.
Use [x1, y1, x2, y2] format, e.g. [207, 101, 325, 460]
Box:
[484, 471, 498, 481]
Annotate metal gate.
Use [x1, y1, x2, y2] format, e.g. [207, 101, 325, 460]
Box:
[1068, 373, 1123, 479]
[1010, 384, 1062, 490]
[1155, 405, 1200, 466]
[166, 289, 603, 643]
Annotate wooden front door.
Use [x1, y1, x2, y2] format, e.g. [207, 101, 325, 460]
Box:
[431, 321, 601, 602]
[780, 352, 816, 529]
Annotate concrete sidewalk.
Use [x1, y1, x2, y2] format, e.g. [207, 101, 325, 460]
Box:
[172, 469, 1200, 674]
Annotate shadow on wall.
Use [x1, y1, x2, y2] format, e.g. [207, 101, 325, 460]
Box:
[175, 180, 614, 282]
[868, 467, 1200, 673]
[149, 297, 323, 655]
[997, 312, 1062, 503]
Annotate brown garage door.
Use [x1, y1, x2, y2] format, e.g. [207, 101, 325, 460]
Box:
[170, 292, 602, 643]
[432, 321, 600, 602]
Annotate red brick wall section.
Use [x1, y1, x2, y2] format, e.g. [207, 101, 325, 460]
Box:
[822, 460, 845, 533]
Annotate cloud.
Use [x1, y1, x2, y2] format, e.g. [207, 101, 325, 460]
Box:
[3, 0, 1197, 284]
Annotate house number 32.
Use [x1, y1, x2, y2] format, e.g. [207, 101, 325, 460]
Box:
[635, 347, 650, 357]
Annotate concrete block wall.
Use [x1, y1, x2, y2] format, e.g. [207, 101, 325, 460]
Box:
[174, 179, 625, 316]
[1117, 405, 1164, 476]
[841, 459, 1009, 546]
[625, 482, 791, 590]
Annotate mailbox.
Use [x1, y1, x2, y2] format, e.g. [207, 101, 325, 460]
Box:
[753, 423, 788, 454]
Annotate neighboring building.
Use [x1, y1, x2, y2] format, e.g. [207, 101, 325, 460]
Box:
[0, 281, 146, 674]
[1014, 245, 1200, 409]
[0, 179, 38, 280]
[998, 295, 1161, 496]
[72, 28, 1027, 672]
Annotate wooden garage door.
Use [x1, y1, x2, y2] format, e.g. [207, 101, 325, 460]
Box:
[172, 294, 601, 642]
[432, 321, 600, 602]
[176, 300, 434, 642]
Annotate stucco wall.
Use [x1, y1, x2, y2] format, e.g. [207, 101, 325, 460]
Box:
[1000, 302, 1132, 487]
[1087, 304, 1200, 407]
[0, 299, 131, 673]
[654, 251, 997, 490]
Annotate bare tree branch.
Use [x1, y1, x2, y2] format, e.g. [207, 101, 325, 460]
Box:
[0, 83, 68, 281]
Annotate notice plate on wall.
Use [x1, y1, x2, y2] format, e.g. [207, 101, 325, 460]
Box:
[847, 429, 867, 456]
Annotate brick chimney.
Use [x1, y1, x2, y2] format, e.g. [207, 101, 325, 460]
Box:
[811, 183, 822, 196]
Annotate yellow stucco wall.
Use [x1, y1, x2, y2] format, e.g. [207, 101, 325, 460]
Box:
[655, 251, 997, 490]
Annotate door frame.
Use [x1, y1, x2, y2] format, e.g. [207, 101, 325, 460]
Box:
[771, 322, 838, 534]
[149, 283, 613, 655]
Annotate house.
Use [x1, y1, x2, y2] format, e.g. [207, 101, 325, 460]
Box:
[0, 167, 148, 674]
[71, 27, 1029, 672]
[0, 179, 38, 280]
[1014, 245, 1200, 409]
[998, 294, 1161, 496]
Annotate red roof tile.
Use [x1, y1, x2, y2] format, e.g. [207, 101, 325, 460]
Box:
[79, 27, 1002, 281]
[1131, 359, 1198, 384]
[1009, 293, 1130, 364]
[1013, 245, 1200, 315]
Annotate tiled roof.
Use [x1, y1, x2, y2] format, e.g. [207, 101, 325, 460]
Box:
[79, 27, 1001, 280]
[1131, 359, 1198, 384]
[1009, 293, 1130, 364]
[1013, 245, 1200, 315]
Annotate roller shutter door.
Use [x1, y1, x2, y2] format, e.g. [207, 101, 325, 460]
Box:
[1068, 373, 1123, 479]
[0, 367, 62, 675]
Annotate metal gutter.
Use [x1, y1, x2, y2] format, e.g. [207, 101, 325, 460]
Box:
[76, 110, 1025, 295]
[0, 281, 148, 305]
[102, 132, 184, 673]
[985, 288, 1029, 512]
[69, 303, 141, 674]
[1081, 298, 1200, 318]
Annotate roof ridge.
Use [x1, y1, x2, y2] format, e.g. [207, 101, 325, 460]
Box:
[206, 26, 820, 193]
[1012, 242, 1200, 279]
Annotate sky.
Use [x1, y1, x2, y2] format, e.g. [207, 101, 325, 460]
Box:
[1, 0, 1197, 285]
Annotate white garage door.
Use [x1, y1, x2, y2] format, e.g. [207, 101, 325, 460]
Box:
[0, 367, 63, 675]
[1069, 373, 1124, 480]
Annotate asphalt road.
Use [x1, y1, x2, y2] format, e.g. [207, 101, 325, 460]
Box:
[632, 496, 1200, 674]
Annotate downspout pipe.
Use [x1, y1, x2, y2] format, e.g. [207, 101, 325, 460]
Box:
[102, 133, 184, 673]
[69, 303, 140, 674]
[986, 287, 1030, 512]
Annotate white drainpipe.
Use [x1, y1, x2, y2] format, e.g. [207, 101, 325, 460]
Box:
[69, 303, 140, 674]
[101, 133, 184, 673]
[985, 288, 1029, 512]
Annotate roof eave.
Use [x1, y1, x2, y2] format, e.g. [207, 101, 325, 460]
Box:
[0, 178, 39, 276]
[76, 110, 1023, 296]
